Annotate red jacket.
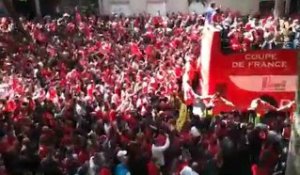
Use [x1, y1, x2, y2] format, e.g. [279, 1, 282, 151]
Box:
[147, 161, 160, 175]
[256, 147, 279, 175]
[99, 167, 111, 175]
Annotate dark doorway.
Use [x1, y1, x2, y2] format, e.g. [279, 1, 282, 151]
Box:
[40, 0, 60, 16]
[259, 0, 275, 16]
[290, 0, 300, 14]
[13, 0, 36, 19]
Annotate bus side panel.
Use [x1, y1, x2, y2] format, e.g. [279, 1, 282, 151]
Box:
[206, 32, 297, 109]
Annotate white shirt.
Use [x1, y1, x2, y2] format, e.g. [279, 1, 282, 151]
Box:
[180, 166, 199, 175]
[151, 137, 170, 166]
[88, 156, 97, 175]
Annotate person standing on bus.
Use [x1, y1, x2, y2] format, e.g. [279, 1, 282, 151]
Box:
[228, 23, 244, 52]
[212, 8, 223, 29]
[205, 3, 217, 25]
[292, 19, 300, 48]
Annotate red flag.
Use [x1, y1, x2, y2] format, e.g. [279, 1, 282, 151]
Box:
[49, 22, 57, 32]
[174, 66, 183, 79]
[66, 22, 75, 33]
[87, 84, 95, 98]
[75, 11, 82, 23]
[277, 101, 296, 112]
[5, 100, 17, 112]
[277, 100, 296, 121]
[11, 77, 23, 95]
[170, 39, 182, 49]
[183, 82, 199, 105]
[189, 33, 200, 42]
[210, 97, 236, 115]
[34, 30, 47, 43]
[11, 77, 19, 90]
[130, 43, 142, 57]
[248, 99, 277, 116]
[145, 45, 154, 57]
[46, 87, 58, 103]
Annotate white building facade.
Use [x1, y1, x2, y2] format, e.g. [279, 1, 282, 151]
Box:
[99, 0, 261, 16]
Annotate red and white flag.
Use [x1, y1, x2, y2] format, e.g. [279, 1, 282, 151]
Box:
[248, 98, 277, 116]
[46, 87, 58, 104]
[130, 42, 142, 57]
[209, 96, 236, 115]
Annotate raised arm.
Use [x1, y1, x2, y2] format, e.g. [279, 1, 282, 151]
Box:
[152, 135, 170, 152]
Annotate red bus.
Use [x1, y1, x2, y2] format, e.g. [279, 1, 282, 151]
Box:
[199, 27, 299, 110]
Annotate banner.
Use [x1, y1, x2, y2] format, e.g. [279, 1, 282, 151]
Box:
[200, 30, 298, 109]
[176, 101, 189, 131]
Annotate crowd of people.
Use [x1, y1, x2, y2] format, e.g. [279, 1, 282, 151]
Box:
[0, 5, 296, 175]
[205, 3, 300, 52]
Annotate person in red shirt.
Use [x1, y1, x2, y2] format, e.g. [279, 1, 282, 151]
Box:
[256, 142, 280, 175]
[212, 8, 222, 26]
[99, 167, 111, 175]
[147, 157, 160, 175]
[228, 24, 244, 52]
